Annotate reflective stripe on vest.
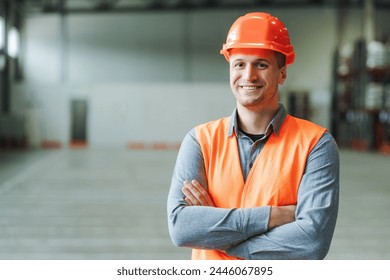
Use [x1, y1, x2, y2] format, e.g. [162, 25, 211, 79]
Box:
[192, 115, 326, 260]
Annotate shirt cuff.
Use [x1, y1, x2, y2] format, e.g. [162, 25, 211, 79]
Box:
[228, 206, 270, 259]
[244, 206, 270, 238]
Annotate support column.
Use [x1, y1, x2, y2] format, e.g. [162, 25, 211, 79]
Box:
[60, 0, 68, 83]
[0, 0, 10, 114]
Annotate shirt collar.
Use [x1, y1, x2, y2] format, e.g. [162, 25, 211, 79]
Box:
[228, 103, 288, 138]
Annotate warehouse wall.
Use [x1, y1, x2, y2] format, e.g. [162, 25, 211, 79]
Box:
[12, 7, 390, 147]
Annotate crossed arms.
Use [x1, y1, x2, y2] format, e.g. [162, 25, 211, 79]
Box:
[182, 179, 296, 230]
[167, 129, 339, 259]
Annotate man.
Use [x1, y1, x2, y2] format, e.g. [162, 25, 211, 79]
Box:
[167, 12, 339, 260]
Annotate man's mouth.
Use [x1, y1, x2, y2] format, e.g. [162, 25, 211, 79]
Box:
[240, 85, 262, 90]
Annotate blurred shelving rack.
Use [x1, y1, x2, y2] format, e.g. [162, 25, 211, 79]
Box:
[331, 39, 390, 155]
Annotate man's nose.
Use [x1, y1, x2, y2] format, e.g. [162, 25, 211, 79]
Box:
[244, 65, 258, 81]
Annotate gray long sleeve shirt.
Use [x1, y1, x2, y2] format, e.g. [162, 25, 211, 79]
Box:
[167, 104, 340, 259]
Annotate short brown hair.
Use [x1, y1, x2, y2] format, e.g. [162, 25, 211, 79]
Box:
[274, 51, 286, 68]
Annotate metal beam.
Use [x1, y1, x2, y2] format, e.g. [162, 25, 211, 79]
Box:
[18, 0, 390, 14]
[23, 5, 353, 14]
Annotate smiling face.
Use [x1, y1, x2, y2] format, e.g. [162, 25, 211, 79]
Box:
[229, 48, 287, 111]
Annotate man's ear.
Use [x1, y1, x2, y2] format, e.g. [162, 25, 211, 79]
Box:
[278, 66, 287, 85]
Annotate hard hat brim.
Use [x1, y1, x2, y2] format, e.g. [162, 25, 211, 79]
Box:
[220, 43, 295, 65]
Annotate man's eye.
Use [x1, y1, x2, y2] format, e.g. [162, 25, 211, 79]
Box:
[257, 63, 268, 68]
[234, 63, 244, 68]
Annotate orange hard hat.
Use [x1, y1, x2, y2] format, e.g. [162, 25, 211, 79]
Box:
[220, 12, 295, 65]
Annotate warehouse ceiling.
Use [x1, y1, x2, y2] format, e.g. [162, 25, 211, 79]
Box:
[12, 0, 390, 14]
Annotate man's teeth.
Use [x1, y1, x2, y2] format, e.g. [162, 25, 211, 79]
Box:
[241, 86, 261, 89]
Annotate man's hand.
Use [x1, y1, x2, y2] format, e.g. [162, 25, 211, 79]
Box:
[182, 180, 215, 207]
[268, 205, 296, 229]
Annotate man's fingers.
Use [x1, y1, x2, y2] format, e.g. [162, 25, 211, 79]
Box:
[184, 197, 194, 206]
[182, 180, 215, 207]
[191, 180, 215, 207]
[182, 181, 200, 206]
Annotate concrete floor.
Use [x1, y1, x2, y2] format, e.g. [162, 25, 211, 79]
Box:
[0, 148, 389, 260]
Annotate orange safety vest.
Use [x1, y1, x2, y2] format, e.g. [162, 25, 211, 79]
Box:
[192, 115, 326, 260]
